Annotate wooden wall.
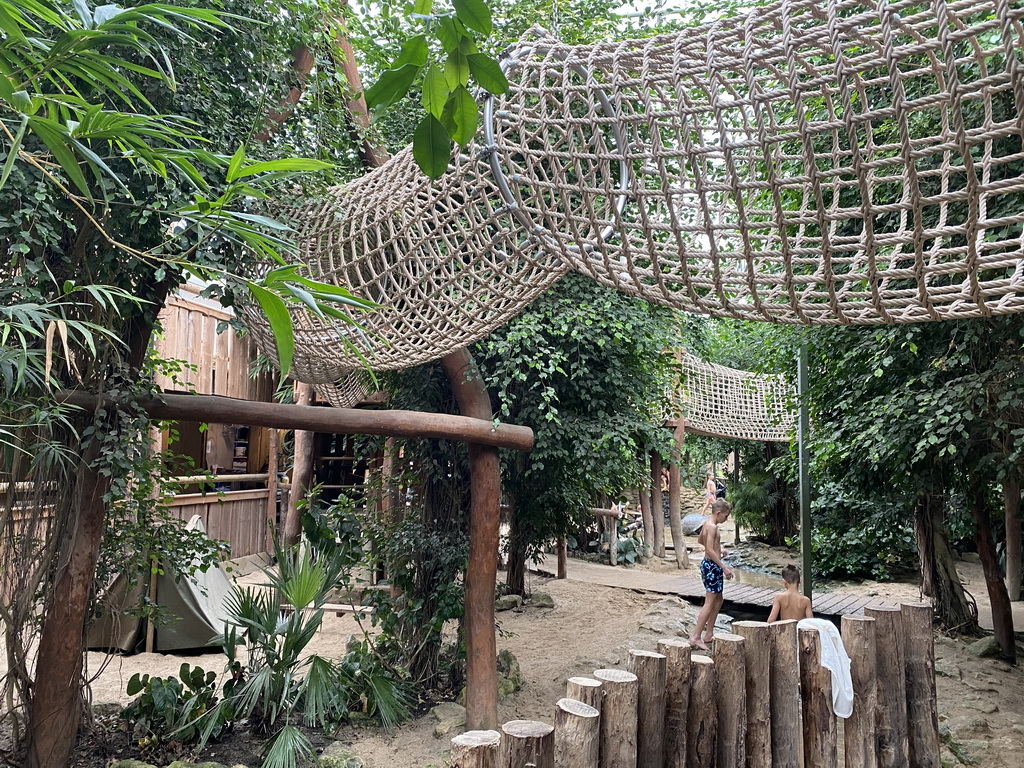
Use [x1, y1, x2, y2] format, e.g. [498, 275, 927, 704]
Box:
[168, 490, 270, 559]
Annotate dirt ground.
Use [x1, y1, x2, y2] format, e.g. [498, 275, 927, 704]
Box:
[69, 528, 1024, 768]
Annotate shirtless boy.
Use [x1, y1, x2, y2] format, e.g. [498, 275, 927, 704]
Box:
[688, 499, 733, 650]
[767, 564, 814, 623]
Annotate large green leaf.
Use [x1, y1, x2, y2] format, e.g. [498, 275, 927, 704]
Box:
[245, 282, 294, 376]
[420, 64, 447, 119]
[413, 114, 451, 180]
[452, 0, 492, 35]
[467, 53, 509, 95]
[446, 85, 478, 146]
[444, 50, 469, 90]
[364, 63, 420, 112]
[393, 35, 428, 68]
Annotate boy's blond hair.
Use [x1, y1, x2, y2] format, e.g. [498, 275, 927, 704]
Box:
[711, 499, 731, 516]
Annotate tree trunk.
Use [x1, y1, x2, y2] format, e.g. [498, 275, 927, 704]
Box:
[441, 349, 501, 731]
[762, 441, 797, 546]
[668, 424, 688, 568]
[913, 494, 977, 633]
[284, 382, 315, 548]
[506, 499, 528, 596]
[638, 452, 654, 560]
[26, 444, 104, 768]
[971, 488, 1016, 662]
[1005, 474, 1021, 602]
[651, 451, 665, 557]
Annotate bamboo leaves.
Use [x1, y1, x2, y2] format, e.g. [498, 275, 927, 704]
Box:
[361, 0, 508, 178]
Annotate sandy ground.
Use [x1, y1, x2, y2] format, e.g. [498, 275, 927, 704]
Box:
[7, 529, 1024, 767]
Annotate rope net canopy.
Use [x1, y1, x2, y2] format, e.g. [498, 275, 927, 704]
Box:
[673, 352, 796, 441]
[245, 0, 1024, 383]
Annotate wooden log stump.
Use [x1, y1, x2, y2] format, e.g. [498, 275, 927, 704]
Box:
[799, 627, 837, 768]
[504, 720, 555, 768]
[902, 602, 940, 768]
[593, 668, 639, 768]
[865, 606, 909, 768]
[768, 619, 800, 766]
[841, 614, 878, 768]
[555, 698, 600, 768]
[567, 677, 603, 712]
[452, 730, 503, 767]
[657, 638, 691, 768]
[713, 633, 747, 768]
[557, 535, 568, 579]
[687, 655, 717, 767]
[732, 621, 771, 768]
[629, 649, 667, 768]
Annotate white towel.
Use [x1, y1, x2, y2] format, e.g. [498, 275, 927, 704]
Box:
[797, 618, 854, 718]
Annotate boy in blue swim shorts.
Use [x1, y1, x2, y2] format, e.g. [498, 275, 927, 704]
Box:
[688, 499, 734, 651]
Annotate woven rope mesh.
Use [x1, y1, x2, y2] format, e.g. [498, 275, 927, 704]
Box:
[674, 352, 796, 441]
[243, 0, 1024, 383]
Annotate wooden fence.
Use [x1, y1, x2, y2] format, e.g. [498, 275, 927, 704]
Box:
[452, 602, 939, 768]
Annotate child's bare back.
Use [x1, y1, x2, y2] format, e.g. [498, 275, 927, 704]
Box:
[767, 564, 813, 623]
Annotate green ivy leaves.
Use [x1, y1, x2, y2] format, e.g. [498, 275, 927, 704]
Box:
[363, 1, 507, 179]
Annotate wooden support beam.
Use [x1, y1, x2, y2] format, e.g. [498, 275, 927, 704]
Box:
[714, 633, 747, 768]
[865, 606, 909, 768]
[902, 602, 940, 768]
[732, 621, 771, 768]
[629, 650, 667, 768]
[555, 698, 600, 768]
[59, 390, 534, 451]
[841, 614, 878, 768]
[285, 382, 314, 547]
[657, 638, 690, 768]
[769, 620, 801, 766]
[687, 655, 717, 767]
[651, 451, 666, 557]
[799, 627, 837, 768]
[452, 730, 503, 767]
[594, 668, 639, 768]
[504, 720, 555, 768]
[668, 422, 689, 568]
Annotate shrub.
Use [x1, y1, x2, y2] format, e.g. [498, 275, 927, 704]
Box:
[121, 663, 227, 748]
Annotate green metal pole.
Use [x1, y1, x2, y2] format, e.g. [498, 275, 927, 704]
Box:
[798, 344, 812, 599]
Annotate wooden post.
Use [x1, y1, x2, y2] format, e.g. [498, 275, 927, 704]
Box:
[567, 677, 603, 712]
[902, 602, 940, 768]
[657, 638, 691, 768]
[651, 451, 666, 557]
[452, 730, 503, 768]
[557, 535, 568, 579]
[504, 720, 555, 768]
[799, 627, 837, 768]
[638, 452, 654, 560]
[609, 510, 618, 567]
[593, 668, 639, 768]
[630, 649, 667, 768]
[731, 621, 771, 768]
[668, 422, 689, 568]
[555, 698, 600, 768]
[713, 633, 746, 768]
[841, 614, 877, 768]
[865, 606, 909, 768]
[443, 349, 502, 731]
[265, 427, 279, 552]
[687, 655, 717, 767]
[284, 382, 314, 548]
[769, 619, 800, 766]
[145, 555, 158, 654]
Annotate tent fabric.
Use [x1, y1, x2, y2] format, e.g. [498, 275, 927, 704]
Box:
[87, 516, 234, 653]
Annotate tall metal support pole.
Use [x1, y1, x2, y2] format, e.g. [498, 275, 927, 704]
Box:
[797, 345, 812, 599]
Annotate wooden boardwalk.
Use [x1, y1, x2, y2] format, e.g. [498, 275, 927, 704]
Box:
[530, 555, 897, 618]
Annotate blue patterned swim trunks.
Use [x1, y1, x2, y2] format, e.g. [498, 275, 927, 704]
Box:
[700, 557, 724, 594]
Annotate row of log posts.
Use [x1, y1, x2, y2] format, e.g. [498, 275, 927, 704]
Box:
[591, 506, 622, 566]
[638, 421, 690, 568]
[452, 602, 939, 768]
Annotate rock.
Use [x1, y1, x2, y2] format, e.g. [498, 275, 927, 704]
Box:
[496, 594, 523, 611]
[961, 552, 981, 564]
[955, 739, 989, 763]
[109, 761, 158, 768]
[866, 589, 879, 597]
[940, 749, 962, 768]
[497, 648, 524, 697]
[935, 658, 962, 679]
[935, 635, 959, 649]
[965, 636, 1002, 658]
[431, 702, 467, 739]
[166, 762, 249, 768]
[317, 742, 365, 768]
[531, 592, 555, 609]
[963, 699, 998, 714]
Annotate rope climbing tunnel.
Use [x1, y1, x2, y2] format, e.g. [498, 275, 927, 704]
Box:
[244, 0, 1024, 383]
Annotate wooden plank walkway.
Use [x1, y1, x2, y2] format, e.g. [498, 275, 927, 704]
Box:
[529, 555, 897, 618]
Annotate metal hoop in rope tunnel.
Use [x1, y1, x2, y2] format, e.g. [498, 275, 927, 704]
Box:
[481, 37, 632, 256]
